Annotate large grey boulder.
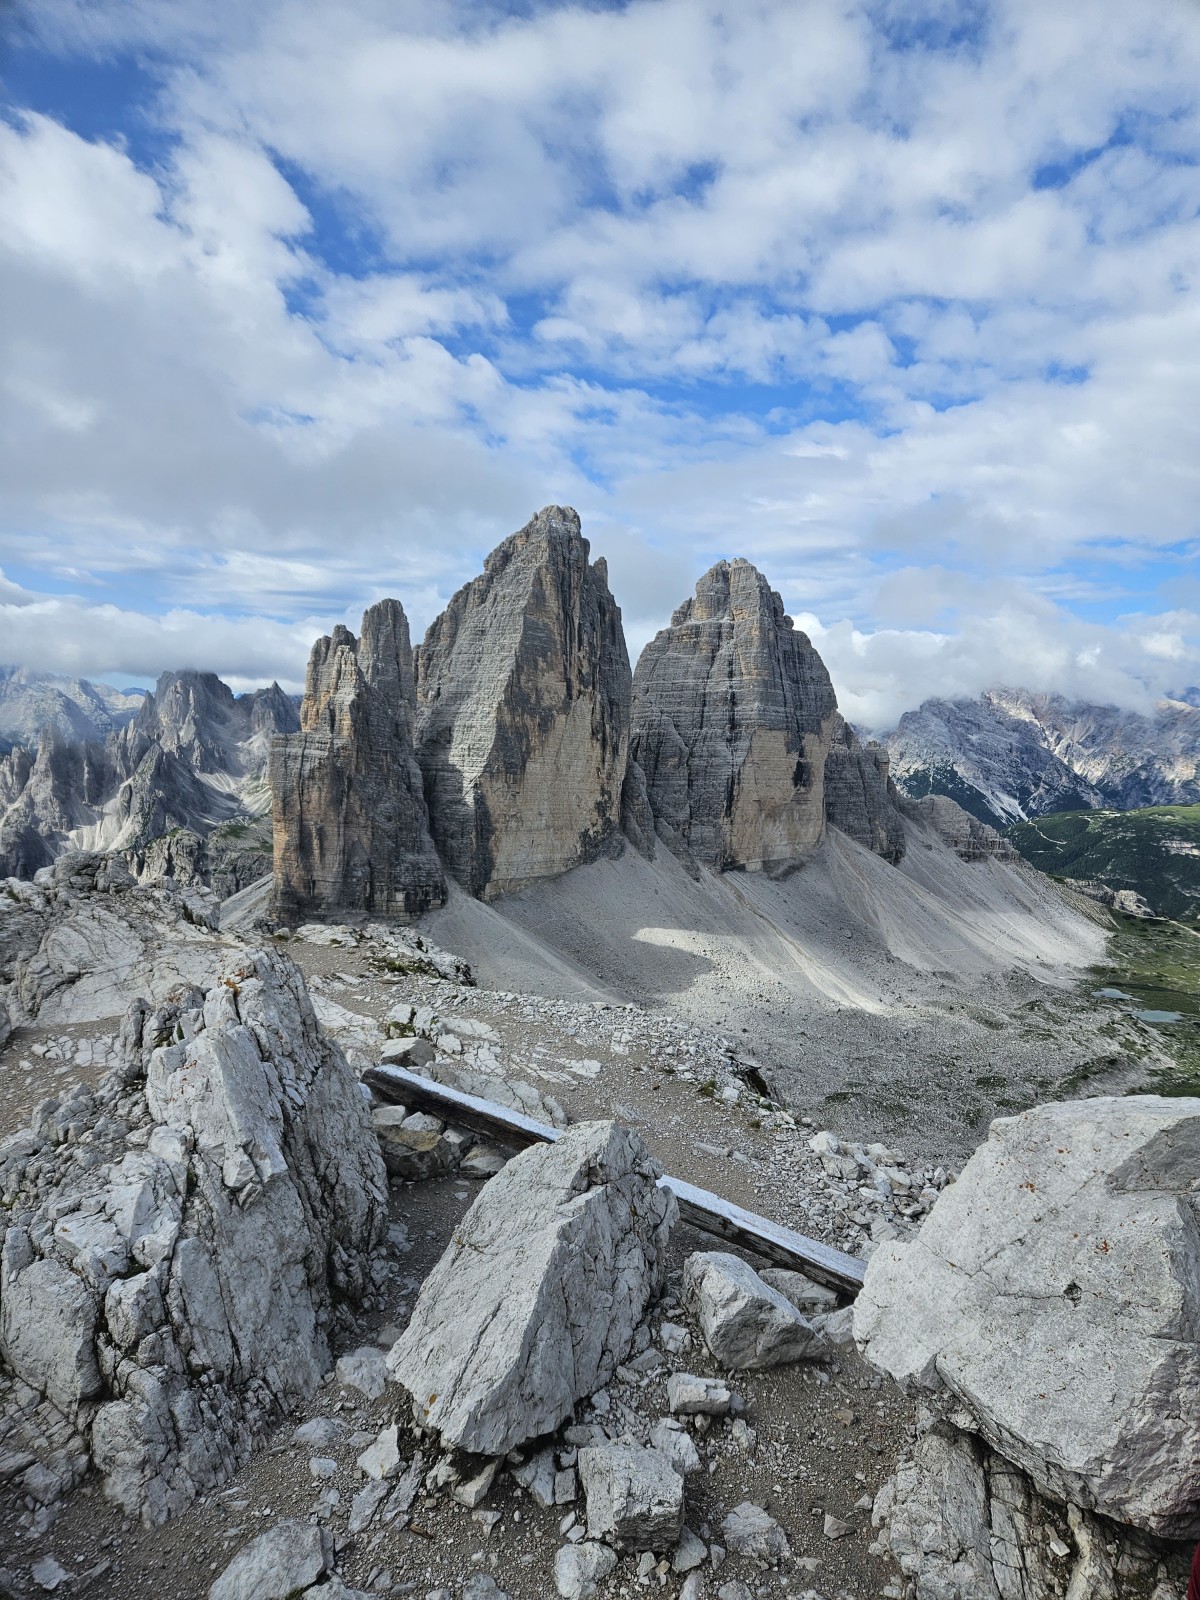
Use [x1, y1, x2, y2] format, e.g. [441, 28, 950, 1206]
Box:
[271, 599, 445, 921]
[208, 1519, 330, 1600]
[683, 1250, 821, 1370]
[578, 1441, 684, 1551]
[414, 505, 633, 900]
[0, 947, 387, 1524]
[387, 1120, 676, 1454]
[854, 1096, 1200, 1538]
[630, 559, 840, 871]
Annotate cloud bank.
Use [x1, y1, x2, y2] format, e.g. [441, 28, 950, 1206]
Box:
[0, 0, 1197, 723]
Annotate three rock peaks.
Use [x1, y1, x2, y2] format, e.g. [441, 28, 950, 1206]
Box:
[270, 505, 909, 918]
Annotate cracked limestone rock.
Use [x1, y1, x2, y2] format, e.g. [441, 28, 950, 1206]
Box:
[414, 506, 632, 900]
[872, 1422, 1190, 1600]
[387, 1120, 676, 1455]
[630, 559, 839, 871]
[683, 1250, 822, 1370]
[578, 1441, 684, 1552]
[208, 1519, 331, 1600]
[854, 1095, 1200, 1538]
[270, 599, 445, 921]
[0, 946, 387, 1525]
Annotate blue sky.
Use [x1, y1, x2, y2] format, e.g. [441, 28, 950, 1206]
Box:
[0, 0, 1197, 727]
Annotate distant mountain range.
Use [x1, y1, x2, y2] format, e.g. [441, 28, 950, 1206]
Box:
[0, 667, 298, 891]
[0, 666, 146, 753]
[883, 688, 1200, 830]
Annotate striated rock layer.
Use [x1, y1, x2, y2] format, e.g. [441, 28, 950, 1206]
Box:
[414, 506, 632, 900]
[629, 559, 839, 870]
[271, 601, 444, 921]
[823, 716, 907, 865]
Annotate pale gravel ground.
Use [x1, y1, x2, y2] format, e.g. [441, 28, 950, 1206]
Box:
[0, 831, 1160, 1600]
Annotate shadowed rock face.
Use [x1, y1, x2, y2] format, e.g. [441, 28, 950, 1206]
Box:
[630, 560, 839, 870]
[823, 716, 907, 865]
[414, 506, 632, 900]
[270, 600, 445, 921]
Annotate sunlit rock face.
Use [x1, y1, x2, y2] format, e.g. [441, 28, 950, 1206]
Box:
[414, 505, 632, 901]
[629, 559, 840, 871]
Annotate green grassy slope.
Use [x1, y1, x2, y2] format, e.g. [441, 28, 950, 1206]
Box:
[1007, 804, 1200, 922]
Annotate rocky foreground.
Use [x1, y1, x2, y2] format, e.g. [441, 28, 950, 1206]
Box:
[0, 859, 1196, 1600]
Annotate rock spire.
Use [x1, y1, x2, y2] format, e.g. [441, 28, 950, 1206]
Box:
[629, 559, 839, 870]
[270, 600, 444, 920]
[413, 505, 632, 900]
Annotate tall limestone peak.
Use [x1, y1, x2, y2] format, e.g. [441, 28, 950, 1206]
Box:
[630, 559, 840, 870]
[271, 599, 444, 921]
[414, 505, 632, 899]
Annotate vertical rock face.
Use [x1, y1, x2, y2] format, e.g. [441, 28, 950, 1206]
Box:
[270, 600, 445, 921]
[629, 560, 839, 870]
[414, 506, 632, 900]
[823, 716, 907, 864]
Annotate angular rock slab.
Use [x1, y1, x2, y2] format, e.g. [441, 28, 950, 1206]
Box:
[579, 1442, 684, 1552]
[683, 1250, 821, 1369]
[854, 1096, 1200, 1537]
[388, 1120, 676, 1455]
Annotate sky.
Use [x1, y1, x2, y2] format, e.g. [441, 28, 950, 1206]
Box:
[0, 0, 1197, 730]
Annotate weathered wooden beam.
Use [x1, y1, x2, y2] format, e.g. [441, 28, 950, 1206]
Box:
[364, 1061, 866, 1295]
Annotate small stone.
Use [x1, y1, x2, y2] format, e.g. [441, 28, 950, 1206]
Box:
[454, 1461, 500, 1509]
[31, 1557, 71, 1593]
[579, 1442, 684, 1552]
[823, 1511, 852, 1539]
[357, 1424, 401, 1480]
[554, 1541, 618, 1599]
[293, 1418, 344, 1449]
[208, 1520, 330, 1600]
[309, 1457, 337, 1479]
[667, 1373, 731, 1416]
[673, 1526, 707, 1572]
[722, 1502, 790, 1563]
[348, 1478, 390, 1534]
[650, 1418, 702, 1477]
[336, 1346, 390, 1401]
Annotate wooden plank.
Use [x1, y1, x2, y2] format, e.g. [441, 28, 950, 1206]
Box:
[364, 1061, 865, 1295]
[663, 1175, 865, 1292]
[365, 1062, 562, 1151]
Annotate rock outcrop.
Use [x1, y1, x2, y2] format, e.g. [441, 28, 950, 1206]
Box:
[855, 1095, 1200, 1539]
[387, 1119, 676, 1454]
[823, 715, 906, 864]
[271, 601, 445, 922]
[629, 560, 840, 870]
[0, 946, 387, 1524]
[902, 792, 1017, 862]
[414, 506, 632, 900]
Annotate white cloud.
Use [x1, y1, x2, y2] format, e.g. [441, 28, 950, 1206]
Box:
[0, 0, 1197, 720]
